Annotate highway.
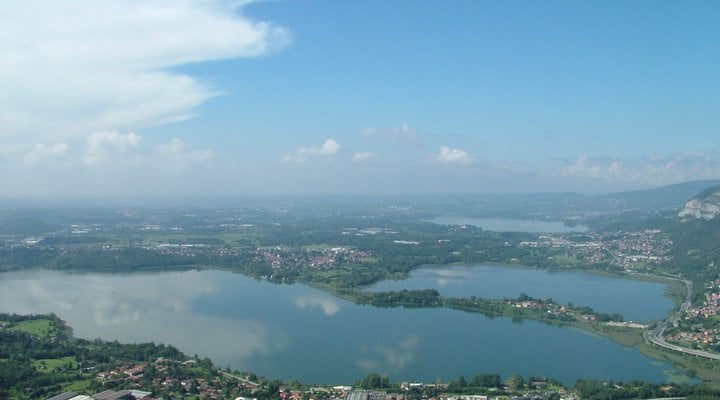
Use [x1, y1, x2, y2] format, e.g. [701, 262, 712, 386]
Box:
[644, 277, 720, 361]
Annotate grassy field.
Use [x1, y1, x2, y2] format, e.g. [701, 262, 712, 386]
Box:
[10, 318, 56, 337]
[661, 278, 688, 307]
[585, 323, 720, 388]
[585, 323, 646, 346]
[637, 342, 720, 388]
[32, 356, 78, 372]
[61, 378, 97, 393]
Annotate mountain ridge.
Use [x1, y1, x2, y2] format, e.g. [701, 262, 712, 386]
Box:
[679, 185, 720, 221]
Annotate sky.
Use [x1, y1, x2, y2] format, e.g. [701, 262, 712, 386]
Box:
[1, 0, 719, 198]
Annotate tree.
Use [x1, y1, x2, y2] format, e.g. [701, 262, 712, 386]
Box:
[448, 376, 468, 392]
[506, 373, 525, 391]
[457, 375, 467, 388]
[471, 373, 502, 388]
[356, 372, 389, 389]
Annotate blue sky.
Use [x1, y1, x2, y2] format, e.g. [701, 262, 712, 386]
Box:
[1, 0, 719, 197]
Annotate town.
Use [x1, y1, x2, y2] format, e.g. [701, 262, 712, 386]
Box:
[2, 200, 720, 397]
[668, 277, 720, 352]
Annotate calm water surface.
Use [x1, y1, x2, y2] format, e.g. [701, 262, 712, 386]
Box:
[0, 269, 680, 385]
[432, 217, 588, 233]
[368, 264, 674, 322]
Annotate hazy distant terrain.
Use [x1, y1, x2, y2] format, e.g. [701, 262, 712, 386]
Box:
[3, 179, 720, 395]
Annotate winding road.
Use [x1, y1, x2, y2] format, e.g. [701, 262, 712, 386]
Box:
[644, 277, 720, 361]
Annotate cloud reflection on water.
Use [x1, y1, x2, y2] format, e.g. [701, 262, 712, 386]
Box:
[0, 268, 680, 384]
[429, 269, 474, 287]
[357, 334, 422, 373]
[0, 269, 284, 369]
[293, 294, 341, 316]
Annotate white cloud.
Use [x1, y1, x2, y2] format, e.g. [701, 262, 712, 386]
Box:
[558, 151, 720, 188]
[282, 138, 341, 163]
[83, 131, 142, 165]
[0, 0, 290, 143]
[156, 138, 213, 167]
[0, 129, 217, 197]
[352, 152, 377, 162]
[634, 152, 720, 185]
[23, 142, 69, 164]
[432, 145, 475, 165]
[561, 155, 614, 179]
[363, 123, 420, 144]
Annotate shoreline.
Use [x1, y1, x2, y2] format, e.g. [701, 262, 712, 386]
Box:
[296, 263, 719, 386]
[2, 262, 716, 386]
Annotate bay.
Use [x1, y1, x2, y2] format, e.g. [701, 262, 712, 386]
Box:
[367, 264, 674, 322]
[0, 269, 680, 385]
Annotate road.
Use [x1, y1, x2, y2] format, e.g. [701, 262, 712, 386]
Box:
[219, 371, 260, 386]
[644, 277, 720, 361]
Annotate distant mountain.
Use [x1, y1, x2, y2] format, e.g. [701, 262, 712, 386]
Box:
[678, 185, 720, 221]
[412, 180, 720, 223]
[666, 191, 720, 280]
[603, 179, 720, 212]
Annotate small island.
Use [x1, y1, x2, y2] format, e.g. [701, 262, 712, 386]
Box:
[3, 187, 720, 392]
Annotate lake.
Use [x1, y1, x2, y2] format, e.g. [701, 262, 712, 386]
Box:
[367, 264, 674, 322]
[431, 217, 588, 233]
[0, 268, 681, 385]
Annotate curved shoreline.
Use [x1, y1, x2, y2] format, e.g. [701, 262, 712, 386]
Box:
[3, 262, 717, 383]
[304, 265, 720, 385]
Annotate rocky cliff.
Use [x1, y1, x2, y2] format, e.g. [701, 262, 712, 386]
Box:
[679, 186, 720, 221]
